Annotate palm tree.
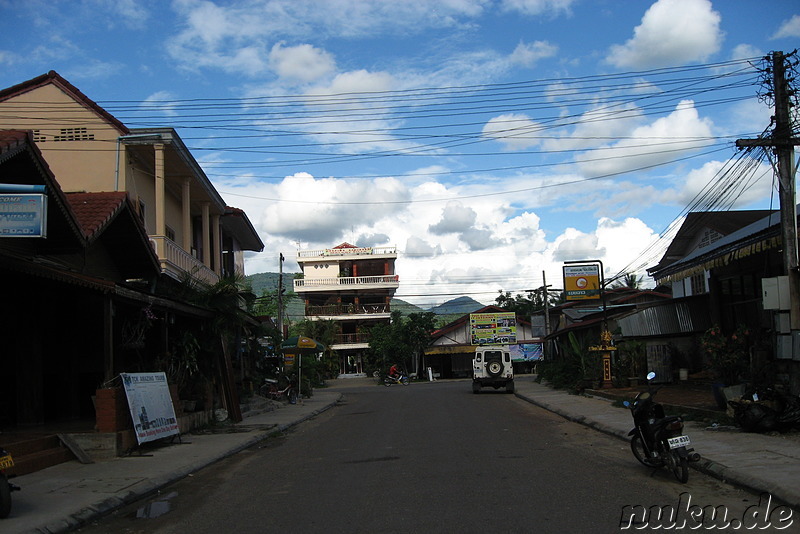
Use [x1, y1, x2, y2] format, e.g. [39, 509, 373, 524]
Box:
[610, 272, 642, 289]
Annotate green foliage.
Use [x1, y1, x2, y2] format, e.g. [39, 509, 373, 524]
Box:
[615, 339, 646, 378]
[537, 331, 599, 390]
[609, 272, 642, 289]
[701, 324, 751, 385]
[291, 319, 339, 380]
[494, 288, 563, 316]
[367, 311, 437, 375]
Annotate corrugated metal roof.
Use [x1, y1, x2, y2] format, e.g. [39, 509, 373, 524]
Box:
[616, 297, 712, 337]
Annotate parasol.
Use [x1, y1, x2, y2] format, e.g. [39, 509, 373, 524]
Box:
[280, 336, 326, 353]
[279, 336, 325, 404]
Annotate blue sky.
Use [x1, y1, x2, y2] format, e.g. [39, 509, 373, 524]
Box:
[1, 0, 799, 307]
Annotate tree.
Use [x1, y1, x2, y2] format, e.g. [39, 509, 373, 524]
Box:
[292, 318, 339, 381]
[368, 311, 437, 376]
[494, 288, 561, 315]
[610, 273, 642, 289]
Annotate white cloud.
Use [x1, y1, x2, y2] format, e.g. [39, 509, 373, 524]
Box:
[605, 0, 723, 69]
[500, 0, 575, 16]
[482, 113, 543, 150]
[430, 202, 478, 234]
[141, 91, 178, 116]
[509, 40, 558, 67]
[552, 228, 603, 262]
[574, 100, 714, 177]
[772, 15, 800, 39]
[269, 42, 336, 83]
[0, 51, 19, 66]
[660, 159, 775, 209]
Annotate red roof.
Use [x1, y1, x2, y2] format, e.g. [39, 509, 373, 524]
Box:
[65, 191, 130, 241]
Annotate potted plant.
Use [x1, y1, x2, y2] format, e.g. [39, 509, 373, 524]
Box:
[616, 339, 646, 387]
[701, 324, 750, 408]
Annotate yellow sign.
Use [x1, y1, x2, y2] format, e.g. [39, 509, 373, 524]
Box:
[563, 264, 601, 301]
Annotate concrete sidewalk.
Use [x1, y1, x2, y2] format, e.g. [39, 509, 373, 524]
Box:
[4, 376, 800, 533]
[512, 376, 800, 509]
[4, 391, 343, 534]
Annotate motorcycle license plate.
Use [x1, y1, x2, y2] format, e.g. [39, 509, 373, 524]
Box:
[0, 454, 13, 470]
[668, 435, 691, 449]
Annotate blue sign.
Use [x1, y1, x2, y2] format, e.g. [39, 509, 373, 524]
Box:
[0, 194, 47, 237]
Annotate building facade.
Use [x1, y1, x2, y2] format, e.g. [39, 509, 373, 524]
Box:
[0, 72, 264, 435]
[294, 243, 399, 376]
[0, 72, 263, 286]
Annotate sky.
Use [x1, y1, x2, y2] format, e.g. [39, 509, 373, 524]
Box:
[1, 0, 799, 308]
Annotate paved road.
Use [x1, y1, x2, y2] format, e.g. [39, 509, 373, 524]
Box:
[75, 380, 770, 533]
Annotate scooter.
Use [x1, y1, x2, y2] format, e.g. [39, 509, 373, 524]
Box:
[382, 373, 409, 386]
[0, 447, 20, 519]
[623, 372, 700, 483]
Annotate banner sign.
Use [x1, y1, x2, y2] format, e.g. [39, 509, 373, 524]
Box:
[121, 372, 179, 445]
[511, 343, 543, 361]
[563, 264, 601, 301]
[470, 312, 517, 345]
[0, 193, 47, 237]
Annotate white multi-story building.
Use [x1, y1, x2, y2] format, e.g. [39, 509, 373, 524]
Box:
[294, 243, 399, 376]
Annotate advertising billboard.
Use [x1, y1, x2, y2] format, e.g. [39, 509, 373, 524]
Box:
[563, 264, 601, 301]
[470, 312, 517, 345]
[121, 372, 180, 445]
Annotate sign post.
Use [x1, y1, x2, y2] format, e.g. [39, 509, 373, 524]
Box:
[564, 260, 615, 388]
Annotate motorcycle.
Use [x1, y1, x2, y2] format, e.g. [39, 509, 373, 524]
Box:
[259, 377, 298, 404]
[0, 447, 21, 519]
[382, 374, 409, 386]
[623, 372, 700, 483]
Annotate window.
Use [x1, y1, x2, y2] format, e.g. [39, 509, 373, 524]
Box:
[690, 273, 706, 295]
[166, 226, 176, 242]
[32, 130, 47, 142]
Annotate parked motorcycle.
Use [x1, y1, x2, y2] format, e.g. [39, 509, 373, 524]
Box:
[260, 377, 298, 404]
[0, 447, 20, 519]
[623, 372, 701, 483]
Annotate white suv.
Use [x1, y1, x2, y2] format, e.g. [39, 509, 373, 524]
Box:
[472, 345, 514, 394]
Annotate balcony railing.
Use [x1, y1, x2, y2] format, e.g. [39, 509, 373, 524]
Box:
[150, 235, 219, 286]
[297, 246, 397, 258]
[307, 303, 390, 316]
[335, 332, 371, 345]
[294, 274, 399, 291]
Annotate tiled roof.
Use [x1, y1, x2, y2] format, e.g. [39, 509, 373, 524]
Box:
[0, 130, 30, 163]
[65, 191, 129, 241]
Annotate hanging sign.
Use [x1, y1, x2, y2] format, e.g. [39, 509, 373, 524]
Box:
[0, 193, 47, 237]
[563, 264, 601, 301]
[121, 372, 179, 445]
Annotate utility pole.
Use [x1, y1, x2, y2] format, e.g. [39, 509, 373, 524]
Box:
[542, 270, 551, 360]
[737, 51, 800, 332]
[277, 253, 284, 339]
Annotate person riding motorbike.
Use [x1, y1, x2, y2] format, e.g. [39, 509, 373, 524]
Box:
[388, 364, 400, 379]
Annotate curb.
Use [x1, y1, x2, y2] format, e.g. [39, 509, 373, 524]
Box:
[513, 389, 793, 506]
[29, 393, 343, 534]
